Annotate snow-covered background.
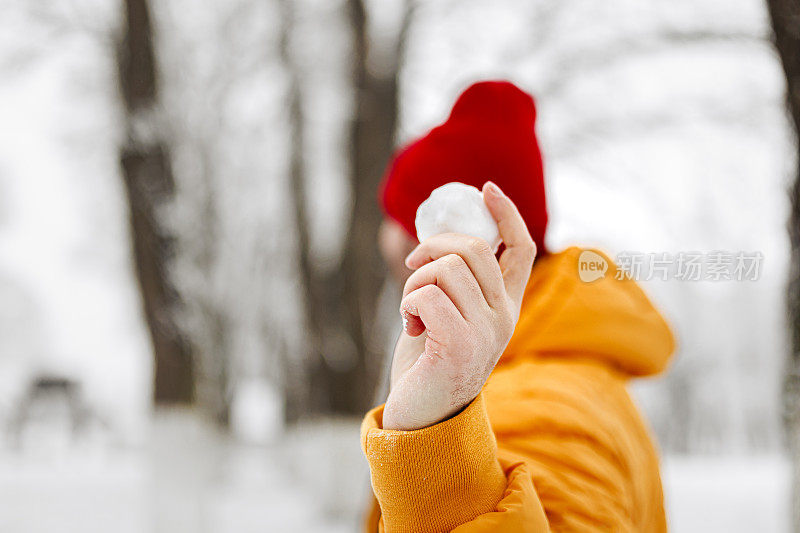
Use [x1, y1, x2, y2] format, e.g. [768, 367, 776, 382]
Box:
[0, 0, 793, 531]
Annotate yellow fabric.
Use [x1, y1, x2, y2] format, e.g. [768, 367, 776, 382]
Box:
[361, 247, 675, 532]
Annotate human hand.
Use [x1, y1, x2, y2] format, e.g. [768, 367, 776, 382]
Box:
[382, 182, 537, 431]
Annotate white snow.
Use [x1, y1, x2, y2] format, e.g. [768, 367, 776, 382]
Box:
[229, 379, 284, 445]
[415, 182, 502, 251]
[0, 412, 368, 533]
[662, 454, 790, 532]
[0, 418, 789, 532]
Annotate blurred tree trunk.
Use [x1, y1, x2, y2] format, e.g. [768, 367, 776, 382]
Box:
[765, 0, 800, 529]
[327, 0, 412, 414]
[279, 0, 412, 418]
[277, 0, 314, 420]
[116, 0, 194, 405]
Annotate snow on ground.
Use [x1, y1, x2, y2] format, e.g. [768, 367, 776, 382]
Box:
[0, 412, 368, 533]
[663, 455, 790, 532]
[0, 414, 789, 532]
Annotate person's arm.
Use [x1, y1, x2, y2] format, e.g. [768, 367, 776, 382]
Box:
[364, 372, 646, 532]
[362, 393, 550, 532]
[363, 182, 547, 531]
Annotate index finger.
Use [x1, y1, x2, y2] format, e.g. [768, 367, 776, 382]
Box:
[481, 181, 537, 308]
[404, 233, 507, 310]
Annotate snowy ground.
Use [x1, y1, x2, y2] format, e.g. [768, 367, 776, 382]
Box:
[0, 412, 369, 533]
[663, 455, 789, 532]
[0, 413, 789, 533]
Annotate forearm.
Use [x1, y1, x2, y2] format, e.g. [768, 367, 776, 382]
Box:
[361, 394, 506, 531]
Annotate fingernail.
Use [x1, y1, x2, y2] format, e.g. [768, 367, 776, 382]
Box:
[485, 181, 502, 197]
[404, 248, 418, 267]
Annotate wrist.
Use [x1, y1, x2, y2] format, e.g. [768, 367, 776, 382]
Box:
[383, 388, 475, 431]
[384, 350, 485, 430]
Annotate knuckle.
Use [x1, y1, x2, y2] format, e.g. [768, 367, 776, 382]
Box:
[419, 283, 441, 300]
[442, 253, 467, 272]
[423, 285, 450, 311]
[442, 254, 478, 290]
[522, 237, 536, 256]
[468, 237, 492, 257]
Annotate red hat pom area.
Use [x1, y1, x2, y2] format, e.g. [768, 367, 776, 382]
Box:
[379, 80, 548, 254]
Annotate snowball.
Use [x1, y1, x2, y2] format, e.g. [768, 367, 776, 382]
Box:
[415, 182, 502, 252]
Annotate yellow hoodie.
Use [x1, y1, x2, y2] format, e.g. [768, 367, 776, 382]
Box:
[361, 247, 676, 532]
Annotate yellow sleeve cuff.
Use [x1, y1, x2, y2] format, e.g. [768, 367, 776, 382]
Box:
[361, 393, 506, 532]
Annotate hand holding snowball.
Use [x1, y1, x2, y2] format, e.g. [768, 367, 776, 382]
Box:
[383, 182, 537, 431]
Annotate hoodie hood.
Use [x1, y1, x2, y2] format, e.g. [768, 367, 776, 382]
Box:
[500, 247, 675, 377]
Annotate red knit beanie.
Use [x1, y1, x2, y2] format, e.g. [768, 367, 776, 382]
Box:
[379, 80, 548, 253]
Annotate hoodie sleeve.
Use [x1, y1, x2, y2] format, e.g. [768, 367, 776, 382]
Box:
[360, 393, 550, 532]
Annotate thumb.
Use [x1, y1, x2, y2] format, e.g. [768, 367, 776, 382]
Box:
[482, 182, 537, 308]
